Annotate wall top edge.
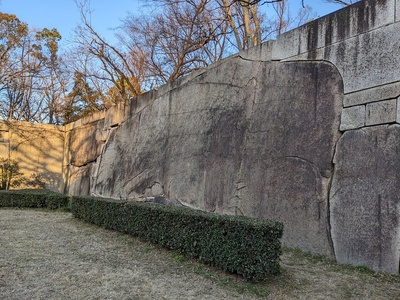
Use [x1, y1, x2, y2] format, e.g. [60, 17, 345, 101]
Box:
[0, 119, 65, 131]
[272, 0, 395, 60]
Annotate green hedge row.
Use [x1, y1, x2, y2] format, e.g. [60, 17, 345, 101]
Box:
[71, 196, 283, 281]
[0, 189, 69, 209]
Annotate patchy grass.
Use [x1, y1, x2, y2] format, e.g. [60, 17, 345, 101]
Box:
[1, 209, 399, 299]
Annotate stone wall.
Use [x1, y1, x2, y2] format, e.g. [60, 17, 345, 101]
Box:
[4, 0, 400, 274]
[64, 0, 400, 274]
[65, 60, 343, 258]
[243, 0, 400, 131]
[0, 121, 65, 192]
[240, 0, 400, 274]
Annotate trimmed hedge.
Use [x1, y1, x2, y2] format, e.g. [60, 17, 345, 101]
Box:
[0, 189, 69, 209]
[71, 196, 283, 281]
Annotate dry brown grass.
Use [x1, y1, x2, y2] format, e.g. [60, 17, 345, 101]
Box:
[0, 209, 399, 300]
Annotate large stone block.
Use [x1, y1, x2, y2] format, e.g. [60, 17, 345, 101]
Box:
[104, 101, 130, 129]
[90, 58, 343, 256]
[273, 0, 400, 95]
[340, 105, 365, 131]
[93, 93, 171, 199]
[272, 0, 395, 61]
[330, 125, 400, 274]
[238, 61, 342, 256]
[366, 99, 397, 126]
[67, 119, 105, 167]
[396, 0, 400, 22]
[67, 164, 94, 196]
[324, 22, 400, 93]
[271, 29, 301, 60]
[240, 40, 274, 61]
[344, 81, 400, 107]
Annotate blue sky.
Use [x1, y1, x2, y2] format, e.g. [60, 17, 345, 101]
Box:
[1, 0, 347, 47]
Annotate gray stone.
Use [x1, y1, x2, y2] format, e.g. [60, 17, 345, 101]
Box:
[67, 119, 105, 167]
[396, 0, 400, 22]
[239, 40, 274, 61]
[5, 0, 400, 275]
[144, 196, 184, 207]
[68, 164, 94, 196]
[271, 29, 301, 60]
[272, 0, 395, 61]
[323, 22, 400, 94]
[366, 99, 397, 126]
[272, 0, 400, 94]
[340, 105, 365, 131]
[397, 97, 400, 124]
[344, 81, 400, 107]
[330, 125, 400, 274]
[103, 101, 130, 129]
[235, 61, 342, 256]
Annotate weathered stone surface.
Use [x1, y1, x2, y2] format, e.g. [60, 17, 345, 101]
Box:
[396, 0, 400, 22]
[396, 97, 400, 124]
[104, 101, 130, 129]
[67, 119, 106, 167]
[4, 0, 400, 275]
[67, 164, 94, 196]
[237, 61, 342, 256]
[366, 99, 397, 126]
[143, 196, 184, 207]
[340, 105, 365, 131]
[324, 22, 400, 93]
[239, 40, 273, 61]
[272, 0, 395, 61]
[86, 58, 343, 256]
[330, 125, 400, 274]
[344, 81, 400, 107]
[270, 0, 400, 95]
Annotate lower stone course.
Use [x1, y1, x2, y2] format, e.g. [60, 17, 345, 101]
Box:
[330, 124, 400, 274]
[340, 97, 400, 131]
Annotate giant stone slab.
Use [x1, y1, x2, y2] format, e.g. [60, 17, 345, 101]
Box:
[90, 58, 343, 256]
[330, 125, 400, 274]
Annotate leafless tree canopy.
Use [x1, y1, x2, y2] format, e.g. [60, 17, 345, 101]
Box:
[0, 0, 319, 124]
[120, 0, 229, 87]
[324, 0, 357, 6]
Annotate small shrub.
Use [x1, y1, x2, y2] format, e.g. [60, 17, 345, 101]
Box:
[0, 189, 69, 209]
[0, 158, 24, 190]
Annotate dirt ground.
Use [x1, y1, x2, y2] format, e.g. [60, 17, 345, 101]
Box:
[1, 209, 399, 300]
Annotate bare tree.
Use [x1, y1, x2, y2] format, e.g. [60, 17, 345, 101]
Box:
[38, 56, 69, 124]
[266, 0, 312, 38]
[323, 0, 357, 6]
[71, 0, 144, 105]
[217, 0, 264, 50]
[72, 0, 316, 98]
[121, 0, 228, 87]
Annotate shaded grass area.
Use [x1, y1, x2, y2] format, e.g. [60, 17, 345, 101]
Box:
[1, 209, 400, 299]
[0, 209, 255, 300]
